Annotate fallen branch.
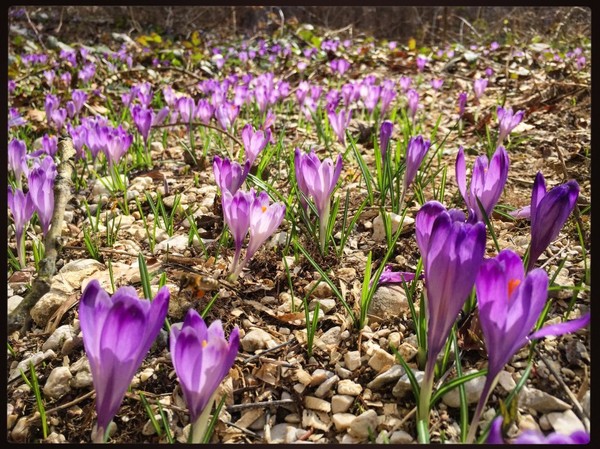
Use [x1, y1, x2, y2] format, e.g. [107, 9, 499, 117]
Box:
[8, 137, 76, 334]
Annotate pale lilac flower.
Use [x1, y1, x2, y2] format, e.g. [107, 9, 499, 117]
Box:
[41, 134, 58, 157]
[416, 55, 428, 72]
[72, 90, 88, 114]
[104, 127, 133, 166]
[60, 72, 72, 86]
[327, 108, 352, 146]
[43, 70, 55, 85]
[7, 187, 35, 265]
[379, 87, 396, 117]
[66, 101, 76, 118]
[50, 108, 67, 130]
[28, 162, 56, 235]
[78, 63, 96, 84]
[45, 94, 60, 127]
[455, 146, 509, 222]
[496, 106, 525, 145]
[399, 76, 412, 93]
[430, 79, 444, 91]
[473, 78, 488, 102]
[213, 156, 250, 195]
[195, 99, 214, 125]
[8, 108, 26, 128]
[215, 102, 239, 131]
[406, 89, 419, 120]
[131, 105, 153, 143]
[245, 191, 286, 261]
[79, 280, 169, 441]
[221, 189, 254, 275]
[241, 124, 270, 166]
[8, 139, 28, 182]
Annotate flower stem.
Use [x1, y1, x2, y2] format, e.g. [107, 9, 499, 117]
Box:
[189, 394, 217, 443]
[417, 359, 436, 436]
[319, 202, 330, 254]
[17, 228, 26, 268]
[466, 375, 497, 444]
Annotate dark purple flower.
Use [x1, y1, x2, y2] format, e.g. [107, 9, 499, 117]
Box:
[66, 101, 76, 119]
[404, 136, 431, 190]
[496, 106, 525, 145]
[377, 266, 418, 286]
[456, 146, 509, 222]
[528, 172, 579, 271]
[379, 120, 393, 163]
[170, 309, 238, 441]
[458, 92, 467, 117]
[487, 417, 589, 444]
[79, 280, 169, 439]
[213, 155, 250, 195]
[131, 105, 153, 143]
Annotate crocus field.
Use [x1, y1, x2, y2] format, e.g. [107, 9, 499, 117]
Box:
[6, 6, 591, 444]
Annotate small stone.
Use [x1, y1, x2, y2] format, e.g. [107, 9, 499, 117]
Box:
[9, 350, 55, 382]
[8, 295, 24, 315]
[42, 325, 76, 352]
[372, 212, 414, 241]
[248, 413, 266, 431]
[546, 409, 585, 434]
[142, 416, 161, 435]
[30, 291, 70, 327]
[497, 370, 516, 392]
[392, 370, 425, 399]
[367, 364, 405, 390]
[11, 416, 31, 442]
[315, 326, 342, 350]
[331, 394, 354, 414]
[538, 414, 552, 431]
[139, 368, 154, 382]
[335, 363, 352, 379]
[305, 280, 333, 299]
[284, 413, 301, 424]
[150, 141, 165, 154]
[442, 369, 486, 407]
[336, 267, 356, 283]
[388, 332, 402, 349]
[390, 430, 414, 444]
[396, 342, 418, 362]
[348, 409, 379, 438]
[518, 414, 540, 433]
[344, 351, 362, 371]
[310, 298, 336, 313]
[368, 348, 396, 373]
[269, 423, 292, 443]
[520, 386, 571, 413]
[301, 409, 331, 431]
[155, 234, 202, 252]
[332, 413, 356, 431]
[368, 285, 409, 322]
[43, 367, 72, 399]
[314, 375, 339, 398]
[309, 369, 334, 386]
[565, 340, 590, 366]
[70, 370, 93, 388]
[341, 433, 364, 444]
[241, 329, 275, 352]
[337, 379, 363, 396]
[305, 396, 331, 413]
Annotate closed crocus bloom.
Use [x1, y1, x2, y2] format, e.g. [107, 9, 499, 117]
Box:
[473, 78, 488, 101]
[7, 186, 35, 266]
[221, 189, 254, 275]
[213, 155, 250, 195]
[457, 91, 468, 117]
[28, 166, 55, 236]
[131, 105, 153, 143]
[416, 203, 486, 424]
[8, 139, 28, 184]
[72, 90, 88, 114]
[456, 145, 509, 222]
[195, 99, 214, 125]
[404, 135, 431, 190]
[152, 106, 169, 127]
[170, 310, 239, 443]
[104, 128, 133, 166]
[327, 108, 352, 146]
[45, 94, 59, 127]
[177, 96, 196, 123]
[241, 123, 270, 167]
[79, 280, 169, 442]
[379, 120, 393, 163]
[528, 172, 579, 271]
[50, 108, 67, 131]
[399, 76, 412, 93]
[406, 89, 419, 120]
[379, 87, 396, 117]
[496, 106, 525, 145]
[215, 102, 239, 131]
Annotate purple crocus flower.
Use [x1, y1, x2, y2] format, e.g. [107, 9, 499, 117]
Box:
[245, 191, 286, 263]
[72, 90, 88, 114]
[137, 82, 153, 107]
[496, 106, 525, 145]
[195, 99, 214, 125]
[527, 172, 579, 271]
[406, 89, 419, 121]
[295, 148, 343, 251]
[376, 266, 417, 286]
[43, 70, 55, 85]
[399, 76, 412, 93]
[416, 55, 428, 72]
[458, 92, 467, 117]
[215, 102, 239, 131]
[66, 101, 76, 119]
[8, 108, 27, 129]
[131, 105, 153, 143]
[221, 189, 254, 274]
[45, 94, 60, 127]
[213, 155, 250, 195]
[170, 310, 239, 442]
[487, 417, 589, 444]
[379, 87, 396, 117]
[41, 134, 58, 157]
[404, 135, 431, 190]
[177, 97, 196, 124]
[430, 79, 444, 91]
[7, 186, 35, 266]
[473, 78, 488, 102]
[455, 145, 509, 222]
[104, 127, 133, 167]
[415, 201, 486, 423]
[78, 63, 96, 84]
[79, 279, 169, 441]
[379, 120, 393, 163]
[50, 108, 67, 131]
[466, 251, 589, 443]
[68, 124, 88, 159]
[327, 108, 352, 146]
[27, 164, 55, 236]
[331, 58, 350, 76]
[241, 124, 270, 167]
[8, 139, 28, 184]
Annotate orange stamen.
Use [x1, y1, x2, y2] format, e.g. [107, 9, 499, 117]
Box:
[508, 278, 521, 297]
[202, 340, 208, 348]
[261, 205, 267, 213]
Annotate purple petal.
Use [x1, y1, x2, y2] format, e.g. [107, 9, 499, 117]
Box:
[529, 313, 590, 340]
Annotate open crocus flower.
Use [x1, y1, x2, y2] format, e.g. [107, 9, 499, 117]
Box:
[79, 280, 169, 442]
[294, 148, 343, 252]
[487, 415, 589, 444]
[455, 145, 509, 222]
[241, 123, 270, 167]
[496, 106, 525, 145]
[527, 172, 579, 271]
[245, 191, 286, 262]
[465, 249, 590, 443]
[415, 201, 486, 425]
[327, 108, 352, 146]
[213, 156, 250, 195]
[170, 310, 239, 443]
